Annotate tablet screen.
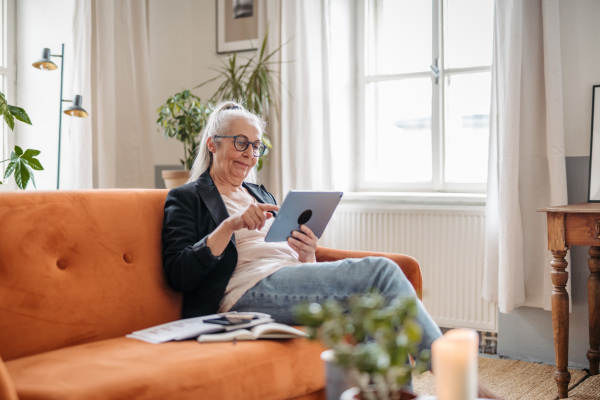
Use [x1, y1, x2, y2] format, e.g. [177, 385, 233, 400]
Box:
[264, 191, 343, 242]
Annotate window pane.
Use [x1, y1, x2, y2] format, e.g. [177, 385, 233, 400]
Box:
[365, 78, 432, 184]
[444, 0, 493, 69]
[0, 0, 4, 69]
[368, 0, 432, 75]
[444, 72, 490, 183]
[0, 75, 5, 166]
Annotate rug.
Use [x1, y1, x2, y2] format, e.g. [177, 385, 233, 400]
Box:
[566, 373, 600, 400]
[412, 356, 590, 400]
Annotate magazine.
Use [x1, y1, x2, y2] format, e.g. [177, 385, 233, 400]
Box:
[197, 322, 308, 343]
[126, 312, 273, 344]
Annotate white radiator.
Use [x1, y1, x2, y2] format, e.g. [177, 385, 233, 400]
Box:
[320, 202, 497, 332]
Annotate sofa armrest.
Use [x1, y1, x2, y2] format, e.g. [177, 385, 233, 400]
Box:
[0, 355, 19, 400]
[315, 246, 422, 299]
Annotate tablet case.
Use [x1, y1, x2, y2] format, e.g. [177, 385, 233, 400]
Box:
[264, 191, 343, 242]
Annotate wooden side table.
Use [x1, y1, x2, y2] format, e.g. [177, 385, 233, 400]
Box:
[539, 203, 600, 399]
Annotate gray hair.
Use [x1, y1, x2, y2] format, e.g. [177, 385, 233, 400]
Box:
[188, 100, 266, 184]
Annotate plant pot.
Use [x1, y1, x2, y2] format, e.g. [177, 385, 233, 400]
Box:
[161, 170, 189, 189]
[340, 387, 417, 400]
[322, 350, 353, 400]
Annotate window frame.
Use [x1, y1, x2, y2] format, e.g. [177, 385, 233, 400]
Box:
[0, 0, 15, 175]
[355, 0, 491, 194]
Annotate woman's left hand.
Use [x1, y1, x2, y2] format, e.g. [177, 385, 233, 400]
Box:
[287, 225, 317, 263]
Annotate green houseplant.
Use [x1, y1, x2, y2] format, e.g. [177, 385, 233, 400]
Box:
[294, 292, 430, 400]
[156, 32, 281, 185]
[156, 89, 211, 171]
[0, 92, 43, 189]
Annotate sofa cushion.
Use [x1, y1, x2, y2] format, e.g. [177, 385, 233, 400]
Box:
[6, 336, 326, 400]
[0, 190, 182, 361]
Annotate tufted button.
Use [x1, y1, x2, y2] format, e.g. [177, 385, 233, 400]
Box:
[123, 253, 133, 264]
[56, 259, 67, 270]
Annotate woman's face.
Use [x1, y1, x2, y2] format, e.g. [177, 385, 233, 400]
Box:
[208, 117, 261, 184]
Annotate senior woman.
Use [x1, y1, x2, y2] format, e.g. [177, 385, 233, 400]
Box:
[161, 100, 502, 399]
[161, 100, 431, 328]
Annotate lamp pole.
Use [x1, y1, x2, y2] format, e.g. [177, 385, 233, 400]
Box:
[56, 43, 65, 189]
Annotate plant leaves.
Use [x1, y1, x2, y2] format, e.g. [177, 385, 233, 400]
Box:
[0, 94, 33, 130]
[8, 105, 32, 125]
[3, 157, 15, 179]
[13, 160, 32, 189]
[4, 146, 43, 189]
[2, 106, 14, 130]
[12, 145, 23, 157]
[0, 92, 13, 131]
[21, 148, 44, 171]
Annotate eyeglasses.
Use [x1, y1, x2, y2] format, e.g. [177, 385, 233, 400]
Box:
[213, 135, 267, 157]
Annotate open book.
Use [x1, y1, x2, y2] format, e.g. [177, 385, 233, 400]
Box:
[197, 322, 308, 343]
[126, 312, 273, 344]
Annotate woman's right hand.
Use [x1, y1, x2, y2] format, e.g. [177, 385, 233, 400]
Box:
[227, 203, 279, 232]
[207, 203, 279, 257]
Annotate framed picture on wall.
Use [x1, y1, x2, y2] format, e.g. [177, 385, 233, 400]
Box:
[217, 0, 259, 54]
[588, 85, 600, 202]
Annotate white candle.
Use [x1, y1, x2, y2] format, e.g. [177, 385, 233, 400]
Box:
[432, 328, 478, 400]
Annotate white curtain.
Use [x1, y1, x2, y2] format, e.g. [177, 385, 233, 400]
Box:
[260, 0, 352, 200]
[60, 1, 93, 189]
[484, 0, 569, 313]
[258, 0, 283, 200]
[69, 0, 154, 189]
[278, 1, 334, 195]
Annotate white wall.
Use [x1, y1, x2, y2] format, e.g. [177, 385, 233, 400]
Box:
[149, 0, 224, 167]
[561, 0, 600, 157]
[148, 0, 273, 187]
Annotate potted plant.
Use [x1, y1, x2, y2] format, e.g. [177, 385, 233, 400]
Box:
[156, 89, 211, 188]
[0, 91, 43, 189]
[196, 33, 281, 171]
[156, 33, 281, 188]
[294, 291, 430, 400]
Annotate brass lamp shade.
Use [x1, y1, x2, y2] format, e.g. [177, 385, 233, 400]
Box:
[32, 48, 58, 70]
[64, 95, 89, 118]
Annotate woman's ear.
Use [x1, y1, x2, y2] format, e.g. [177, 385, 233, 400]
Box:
[207, 137, 216, 153]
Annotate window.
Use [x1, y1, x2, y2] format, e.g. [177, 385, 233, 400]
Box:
[358, 0, 494, 193]
[0, 0, 14, 173]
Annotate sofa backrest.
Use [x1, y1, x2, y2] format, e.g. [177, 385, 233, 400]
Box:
[0, 190, 182, 361]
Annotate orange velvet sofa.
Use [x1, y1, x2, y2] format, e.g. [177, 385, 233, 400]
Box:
[0, 189, 422, 400]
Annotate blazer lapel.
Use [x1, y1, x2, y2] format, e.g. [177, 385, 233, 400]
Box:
[244, 182, 276, 205]
[195, 170, 231, 230]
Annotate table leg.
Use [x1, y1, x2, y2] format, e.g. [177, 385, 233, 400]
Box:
[588, 246, 600, 375]
[551, 249, 570, 399]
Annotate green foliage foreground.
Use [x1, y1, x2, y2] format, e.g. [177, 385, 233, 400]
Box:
[294, 291, 430, 400]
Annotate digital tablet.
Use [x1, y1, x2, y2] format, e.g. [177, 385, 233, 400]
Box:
[264, 191, 343, 242]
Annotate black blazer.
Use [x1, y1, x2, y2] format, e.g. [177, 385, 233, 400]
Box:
[162, 169, 277, 318]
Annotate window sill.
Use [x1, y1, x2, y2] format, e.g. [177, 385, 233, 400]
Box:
[340, 192, 486, 208]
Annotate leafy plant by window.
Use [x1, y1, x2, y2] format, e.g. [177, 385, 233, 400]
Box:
[0, 92, 43, 189]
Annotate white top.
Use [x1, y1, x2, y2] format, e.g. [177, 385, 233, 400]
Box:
[218, 195, 302, 312]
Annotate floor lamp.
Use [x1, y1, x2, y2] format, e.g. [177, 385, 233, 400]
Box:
[32, 43, 89, 189]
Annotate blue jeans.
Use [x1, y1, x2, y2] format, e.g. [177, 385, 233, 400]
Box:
[229, 256, 442, 356]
